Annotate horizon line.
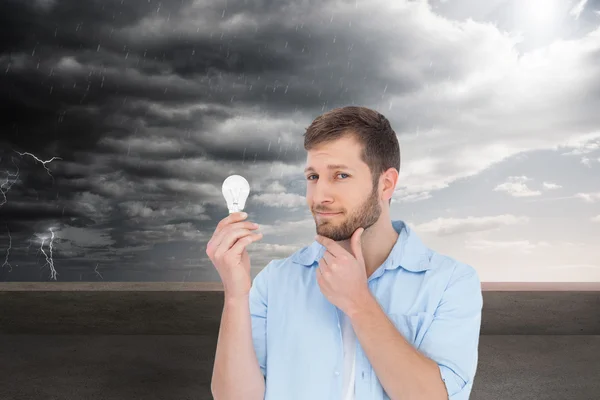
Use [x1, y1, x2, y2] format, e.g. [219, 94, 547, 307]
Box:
[0, 282, 599, 291]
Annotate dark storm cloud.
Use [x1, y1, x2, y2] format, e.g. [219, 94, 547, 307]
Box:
[1, 0, 317, 176]
[0, 0, 171, 53]
[0, 0, 424, 175]
[0, 201, 78, 229]
[2, 0, 432, 129]
[0, 0, 184, 159]
[2, 0, 531, 167]
[0, 0, 485, 281]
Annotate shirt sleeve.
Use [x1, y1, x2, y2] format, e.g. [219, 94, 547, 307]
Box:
[248, 261, 271, 378]
[417, 263, 483, 399]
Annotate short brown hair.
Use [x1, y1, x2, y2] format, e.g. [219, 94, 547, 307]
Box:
[303, 106, 400, 203]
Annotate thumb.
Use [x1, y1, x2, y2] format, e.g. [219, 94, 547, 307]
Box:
[350, 227, 364, 261]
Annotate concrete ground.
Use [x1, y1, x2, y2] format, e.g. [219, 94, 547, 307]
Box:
[1, 334, 599, 400]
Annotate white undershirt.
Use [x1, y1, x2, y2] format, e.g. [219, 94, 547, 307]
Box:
[338, 309, 357, 400]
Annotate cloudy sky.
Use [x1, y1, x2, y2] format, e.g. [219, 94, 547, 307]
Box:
[0, 0, 599, 282]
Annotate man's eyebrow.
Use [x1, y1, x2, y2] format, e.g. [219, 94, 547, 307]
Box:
[304, 164, 353, 173]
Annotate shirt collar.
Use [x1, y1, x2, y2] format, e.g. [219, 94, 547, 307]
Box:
[291, 219, 432, 272]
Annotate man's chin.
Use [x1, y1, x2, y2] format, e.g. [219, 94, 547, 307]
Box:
[316, 229, 333, 239]
[315, 230, 352, 242]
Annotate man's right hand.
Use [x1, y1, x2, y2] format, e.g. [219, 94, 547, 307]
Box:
[206, 212, 263, 299]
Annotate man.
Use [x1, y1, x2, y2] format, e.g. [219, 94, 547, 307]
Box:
[209, 106, 483, 400]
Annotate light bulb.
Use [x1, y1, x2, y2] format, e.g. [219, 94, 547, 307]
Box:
[222, 174, 250, 214]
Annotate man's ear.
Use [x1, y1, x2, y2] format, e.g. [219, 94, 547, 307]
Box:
[381, 168, 398, 203]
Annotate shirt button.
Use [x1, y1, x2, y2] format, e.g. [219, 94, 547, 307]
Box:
[334, 371, 340, 376]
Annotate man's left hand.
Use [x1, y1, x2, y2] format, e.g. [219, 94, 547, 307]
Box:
[315, 227, 371, 314]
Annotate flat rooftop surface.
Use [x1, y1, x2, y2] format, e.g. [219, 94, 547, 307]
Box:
[1, 334, 598, 400]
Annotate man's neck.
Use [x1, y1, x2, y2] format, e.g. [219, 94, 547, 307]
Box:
[338, 217, 399, 278]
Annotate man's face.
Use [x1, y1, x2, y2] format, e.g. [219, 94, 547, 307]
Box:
[304, 135, 382, 241]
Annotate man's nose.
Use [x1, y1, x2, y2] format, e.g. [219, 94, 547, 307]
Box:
[311, 181, 334, 204]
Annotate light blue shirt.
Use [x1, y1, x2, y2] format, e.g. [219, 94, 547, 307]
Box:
[249, 219, 483, 399]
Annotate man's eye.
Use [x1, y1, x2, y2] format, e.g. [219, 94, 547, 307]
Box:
[306, 173, 349, 180]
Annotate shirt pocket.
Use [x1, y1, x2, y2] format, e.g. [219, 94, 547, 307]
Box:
[388, 312, 435, 349]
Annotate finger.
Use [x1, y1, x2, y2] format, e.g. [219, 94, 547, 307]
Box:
[318, 259, 329, 274]
[350, 227, 364, 260]
[228, 232, 263, 257]
[214, 227, 259, 260]
[321, 251, 335, 266]
[208, 212, 250, 256]
[316, 265, 324, 285]
[207, 221, 257, 257]
[215, 212, 247, 235]
[213, 221, 258, 248]
[316, 235, 345, 257]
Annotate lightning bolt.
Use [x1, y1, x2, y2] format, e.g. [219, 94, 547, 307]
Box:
[0, 157, 20, 208]
[0, 150, 62, 280]
[39, 229, 58, 281]
[1, 159, 18, 278]
[1, 225, 11, 272]
[13, 151, 62, 183]
[94, 263, 103, 280]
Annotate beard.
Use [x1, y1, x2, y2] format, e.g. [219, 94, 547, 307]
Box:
[313, 182, 381, 241]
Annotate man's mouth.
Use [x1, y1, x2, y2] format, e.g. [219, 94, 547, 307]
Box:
[316, 212, 341, 217]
